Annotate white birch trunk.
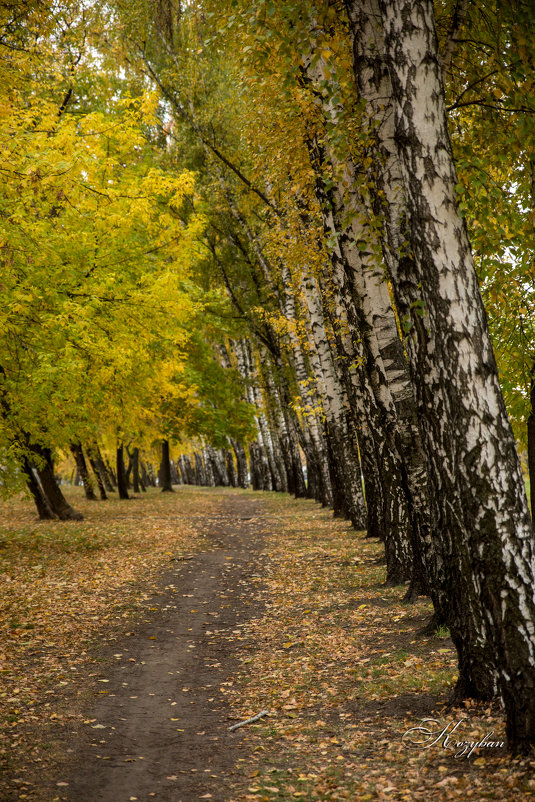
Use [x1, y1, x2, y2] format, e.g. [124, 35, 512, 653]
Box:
[347, 0, 535, 750]
[303, 38, 430, 595]
[301, 268, 367, 528]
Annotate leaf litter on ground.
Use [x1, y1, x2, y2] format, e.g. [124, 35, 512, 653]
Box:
[0, 485, 216, 799]
[222, 493, 535, 801]
[1, 486, 535, 801]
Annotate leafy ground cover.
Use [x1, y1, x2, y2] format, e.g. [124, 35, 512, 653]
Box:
[1, 486, 534, 800]
[224, 493, 535, 801]
[0, 486, 215, 798]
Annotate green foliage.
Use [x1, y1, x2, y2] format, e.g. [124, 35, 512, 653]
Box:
[443, 0, 535, 444]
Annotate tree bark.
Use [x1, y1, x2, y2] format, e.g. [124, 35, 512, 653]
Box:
[106, 461, 117, 486]
[260, 354, 305, 497]
[86, 447, 108, 500]
[317, 256, 413, 584]
[225, 449, 238, 487]
[116, 444, 130, 500]
[194, 452, 206, 485]
[23, 457, 56, 519]
[159, 439, 174, 492]
[124, 448, 133, 489]
[70, 442, 97, 501]
[35, 447, 83, 520]
[93, 444, 114, 492]
[348, 0, 535, 750]
[301, 268, 367, 529]
[231, 439, 249, 488]
[528, 366, 535, 525]
[132, 447, 141, 494]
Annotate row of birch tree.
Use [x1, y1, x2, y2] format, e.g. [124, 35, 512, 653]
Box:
[119, 0, 535, 751]
[2, 0, 535, 750]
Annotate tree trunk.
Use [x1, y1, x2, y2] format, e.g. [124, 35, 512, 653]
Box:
[194, 452, 206, 485]
[124, 448, 133, 489]
[528, 366, 535, 525]
[225, 449, 238, 488]
[104, 452, 117, 488]
[249, 442, 262, 490]
[92, 444, 114, 492]
[178, 454, 193, 485]
[267, 364, 305, 497]
[202, 448, 215, 486]
[116, 444, 130, 500]
[301, 268, 367, 529]
[159, 439, 174, 492]
[348, 0, 535, 749]
[205, 445, 228, 487]
[86, 447, 108, 500]
[35, 447, 83, 520]
[231, 439, 249, 488]
[317, 257, 413, 583]
[140, 459, 150, 488]
[23, 457, 56, 519]
[132, 447, 141, 494]
[171, 459, 181, 485]
[70, 442, 97, 501]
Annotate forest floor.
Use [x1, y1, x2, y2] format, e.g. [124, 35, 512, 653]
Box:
[1, 486, 534, 801]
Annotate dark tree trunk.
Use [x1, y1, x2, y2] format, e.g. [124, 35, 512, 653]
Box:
[178, 455, 189, 485]
[140, 459, 153, 488]
[23, 457, 56, 519]
[124, 448, 133, 489]
[93, 444, 114, 492]
[225, 449, 238, 488]
[106, 458, 117, 487]
[203, 449, 216, 486]
[231, 440, 249, 488]
[171, 460, 181, 485]
[324, 425, 349, 518]
[70, 442, 97, 501]
[181, 455, 194, 484]
[269, 359, 307, 498]
[159, 440, 174, 492]
[258, 441, 272, 490]
[87, 447, 108, 500]
[249, 443, 262, 490]
[206, 446, 229, 487]
[132, 447, 141, 494]
[35, 447, 83, 520]
[305, 454, 319, 502]
[284, 420, 307, 498]
[116, 444, 130, 500]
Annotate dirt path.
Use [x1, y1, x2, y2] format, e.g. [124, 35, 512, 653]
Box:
[64, 492, 267, 802]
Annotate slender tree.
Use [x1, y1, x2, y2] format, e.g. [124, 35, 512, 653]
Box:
[116, 443, 130, 500]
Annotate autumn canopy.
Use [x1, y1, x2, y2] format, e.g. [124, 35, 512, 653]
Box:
[2, 0, 535, 752]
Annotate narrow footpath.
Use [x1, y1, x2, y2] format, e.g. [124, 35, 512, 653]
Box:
[64, 493, 267, 802]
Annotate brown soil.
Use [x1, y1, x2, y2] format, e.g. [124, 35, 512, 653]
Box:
[61, 492, 267, 802]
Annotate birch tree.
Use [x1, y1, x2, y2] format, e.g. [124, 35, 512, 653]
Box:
[345, 0, 535, 751]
